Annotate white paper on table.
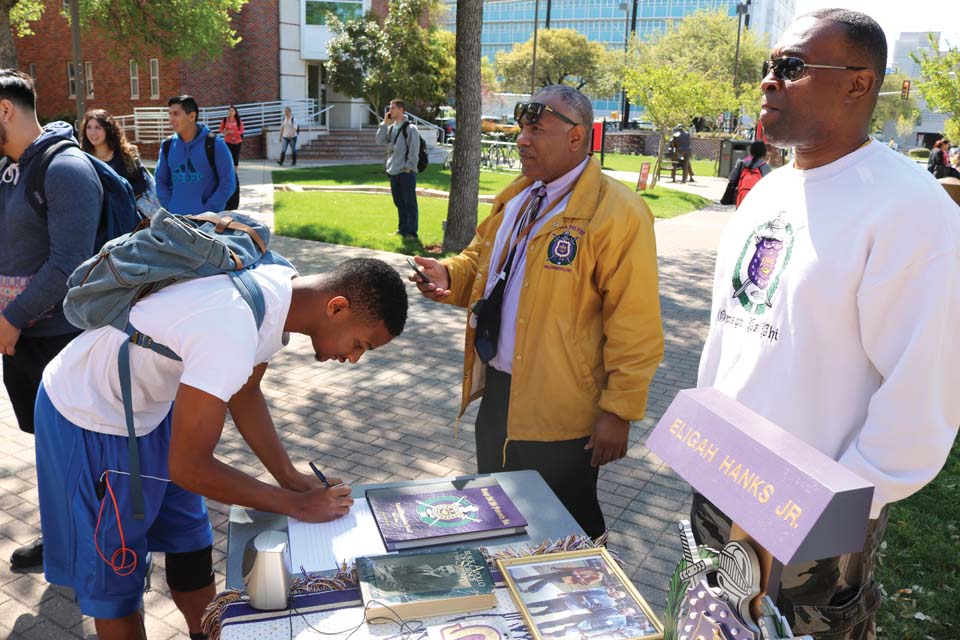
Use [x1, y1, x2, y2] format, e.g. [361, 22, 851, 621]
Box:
[287, 500, 386, 572]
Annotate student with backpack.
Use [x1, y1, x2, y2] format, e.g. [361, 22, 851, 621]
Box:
[36, 232, 408, 639]
[156, 95, 238, 214]
[376, 98, 423, 241]
[0, 70, 105, 569]
[723, 140, 772, 208]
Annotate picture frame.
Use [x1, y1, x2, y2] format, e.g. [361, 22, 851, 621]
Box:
[497, 548, 663, 640]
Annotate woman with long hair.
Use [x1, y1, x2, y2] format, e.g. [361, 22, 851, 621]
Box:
[80, 108, 148, 197]
[219, 105, 244, 167]
[278, 106, 298, 166]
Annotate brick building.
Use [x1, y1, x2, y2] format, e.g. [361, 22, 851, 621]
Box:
[15, 0, 390, 158]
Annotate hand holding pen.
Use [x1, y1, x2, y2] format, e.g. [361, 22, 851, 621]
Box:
[309, 461, 345, 489]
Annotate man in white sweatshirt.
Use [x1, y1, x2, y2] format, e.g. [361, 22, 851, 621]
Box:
[695, 9, 960, 639]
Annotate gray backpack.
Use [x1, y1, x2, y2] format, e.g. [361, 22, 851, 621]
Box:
[64, 208, 291, 518]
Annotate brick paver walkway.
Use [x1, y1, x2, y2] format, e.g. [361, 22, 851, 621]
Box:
[0, 160, 733, 638]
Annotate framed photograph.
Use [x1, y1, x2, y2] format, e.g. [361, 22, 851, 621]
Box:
[497, 548, 663, 640]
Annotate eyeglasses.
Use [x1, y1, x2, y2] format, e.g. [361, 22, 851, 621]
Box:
[515, 102, 580, 127]
[762, 56, 868, 82]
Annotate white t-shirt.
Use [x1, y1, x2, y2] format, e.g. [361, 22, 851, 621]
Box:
[698, 141, 960, 518]
[44, 264, 298, 437]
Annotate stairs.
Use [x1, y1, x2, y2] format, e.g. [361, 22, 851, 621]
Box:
[297, 128, 386, 162]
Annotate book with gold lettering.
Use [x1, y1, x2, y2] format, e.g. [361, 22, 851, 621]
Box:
[365, 476, 528, 551]
[358, 547, 497, 622]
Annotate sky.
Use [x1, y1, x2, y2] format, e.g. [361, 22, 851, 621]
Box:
[793, 0, 960, 63]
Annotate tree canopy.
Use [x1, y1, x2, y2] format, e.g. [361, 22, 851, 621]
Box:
[912, 35, 960, 139]
[494, 28, 619, 95]
[326, 0, 455, 118]
[0, 0, 247, 68]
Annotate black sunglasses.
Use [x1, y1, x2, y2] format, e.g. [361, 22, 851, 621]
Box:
[515, 102, 580, 127]
[762, 56, 868, 82]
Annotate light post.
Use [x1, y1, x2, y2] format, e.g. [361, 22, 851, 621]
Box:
[732, 0, 751, 134]
[530, 0, 541, 95]
[619, 2, 630, 130]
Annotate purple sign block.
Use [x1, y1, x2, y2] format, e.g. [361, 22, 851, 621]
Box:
[646, 387, 873, 564]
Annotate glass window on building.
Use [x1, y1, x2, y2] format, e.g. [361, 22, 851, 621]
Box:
[129, 60, 139, 99]
[85, 61, 94, 98]
[150, 58, 160, 99]
[305, 0, 363, 25]
[67, 61, 76, 98]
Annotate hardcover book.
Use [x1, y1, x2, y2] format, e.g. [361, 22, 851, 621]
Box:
[365, 476, 528, 551]
[358, 547, 497, 622]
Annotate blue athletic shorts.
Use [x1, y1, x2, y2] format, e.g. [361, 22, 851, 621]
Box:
[35, 383, 214, 619]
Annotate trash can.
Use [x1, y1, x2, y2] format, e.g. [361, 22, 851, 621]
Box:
[719, 139, 753, 178]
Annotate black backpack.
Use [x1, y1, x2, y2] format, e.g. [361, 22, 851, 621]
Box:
[400, 121, 428, 173]
[19, 138, 142, 251]
[161, 133, 240, 210]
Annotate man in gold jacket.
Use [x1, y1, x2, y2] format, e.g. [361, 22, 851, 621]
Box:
[412, 85, 663, 538]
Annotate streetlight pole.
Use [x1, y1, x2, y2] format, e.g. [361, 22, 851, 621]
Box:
[732, 0, 750, 134]
[530, 0, 540, 95]
[69, 0, 86, 128]
[619, 2, 629, 130]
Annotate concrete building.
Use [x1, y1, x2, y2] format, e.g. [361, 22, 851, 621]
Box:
[892, 31, 939, 79]
[749, 0, 796, 48]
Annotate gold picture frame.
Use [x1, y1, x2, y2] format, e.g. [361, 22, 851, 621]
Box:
[497, 548, 663, 640]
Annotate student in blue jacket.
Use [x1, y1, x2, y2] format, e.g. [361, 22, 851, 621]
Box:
[155, 95, 236, 215]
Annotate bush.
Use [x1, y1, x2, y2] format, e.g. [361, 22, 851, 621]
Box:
[908, 147, 930, 159]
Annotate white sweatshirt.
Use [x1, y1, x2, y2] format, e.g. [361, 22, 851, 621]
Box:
[698, 141, 960, 518]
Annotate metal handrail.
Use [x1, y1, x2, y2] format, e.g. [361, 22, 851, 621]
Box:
[115, 98, 326, 143]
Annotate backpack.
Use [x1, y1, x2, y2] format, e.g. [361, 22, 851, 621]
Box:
[63, 208, 291, 518]
[400, 121, 429, 173]
[736, 161, 766, 208]
[23, 138, 142, 250]
[162, 132, 240, 210]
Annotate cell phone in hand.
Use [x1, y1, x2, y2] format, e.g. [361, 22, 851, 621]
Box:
[406, 258, 433, 285]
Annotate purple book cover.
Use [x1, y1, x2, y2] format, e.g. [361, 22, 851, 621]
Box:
[366, 477, 528, 546]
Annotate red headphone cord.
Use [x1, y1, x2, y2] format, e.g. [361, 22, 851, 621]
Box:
[94, 470, 138, 577]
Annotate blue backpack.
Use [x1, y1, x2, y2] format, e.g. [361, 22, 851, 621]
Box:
[64, 208, 291, 518]
[26, 138, 142, 250]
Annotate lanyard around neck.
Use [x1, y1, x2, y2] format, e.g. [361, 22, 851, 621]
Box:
[495, 183, 575, 277]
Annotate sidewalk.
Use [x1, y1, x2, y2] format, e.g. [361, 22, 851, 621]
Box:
[0, 161, 733, 638]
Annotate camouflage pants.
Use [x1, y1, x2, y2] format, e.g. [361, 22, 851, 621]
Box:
[690, 492, 889, 640]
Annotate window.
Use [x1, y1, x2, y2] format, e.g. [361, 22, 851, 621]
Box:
[85, 61, 94, 98]
[129, 60, 139, 99]
[149, 58, 159, 99]
[67, 61, 76, 97]
[305, 0, 362, 26]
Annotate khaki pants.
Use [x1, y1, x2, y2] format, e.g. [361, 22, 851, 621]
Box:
[690, 492, 889, 639]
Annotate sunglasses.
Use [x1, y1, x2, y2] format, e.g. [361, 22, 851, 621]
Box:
[515, 102, 580, 127]
[762, 56, 868, 82]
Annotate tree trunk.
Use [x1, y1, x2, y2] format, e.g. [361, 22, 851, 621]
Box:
[649, 130, 667, 190]
[442, 0, 482, 254]
[0, 0, 20, 69]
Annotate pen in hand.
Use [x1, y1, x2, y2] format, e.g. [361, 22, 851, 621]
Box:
[309, 461, 343, 489]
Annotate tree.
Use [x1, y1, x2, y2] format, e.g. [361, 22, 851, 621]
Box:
[622, 10, 750, 187]
[0, 0, 246, 69]
[495, 28, 618, 95]
[624, 64, 735, 187]
[896, 110, 921, 139]
[442, 0, 482, 254]
[635, 9, 767, 113]
[871, 72, 919, 133]
[326, 0, 455, 118]
[912, 35, 960, 133]
[0, 0, 44, 68]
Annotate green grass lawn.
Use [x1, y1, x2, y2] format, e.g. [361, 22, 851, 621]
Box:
[274, 191, 492, 255]
[874, 437, 958, 638]
[274, 163, 519, 195]
[273, 163, 710, 255]
[600, 152, 718, 178]
[275, 186, 708, 256]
